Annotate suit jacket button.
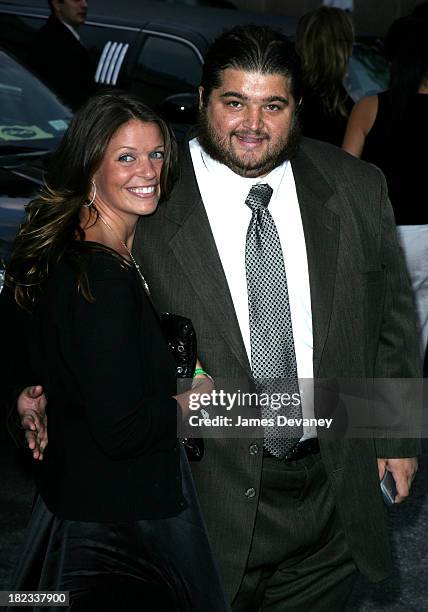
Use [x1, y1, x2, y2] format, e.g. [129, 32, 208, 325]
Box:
[249, 443, 259, 455]
[245, 487, 256, 499]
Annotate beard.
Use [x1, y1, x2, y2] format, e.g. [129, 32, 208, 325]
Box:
[196, 107, 301, 178]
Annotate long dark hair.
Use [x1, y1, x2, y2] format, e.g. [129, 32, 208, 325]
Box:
[296, 6, 354, 118]
[7, 89, 178, 310]
[384, 16, 428, 122]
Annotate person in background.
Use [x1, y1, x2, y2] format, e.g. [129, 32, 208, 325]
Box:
[295, 5, 354, 146]
[343, 15, 428, 361]
[29, 0, 95, 110]
[5, 89, 228, 612]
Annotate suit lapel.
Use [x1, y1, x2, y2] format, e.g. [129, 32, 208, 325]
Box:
[291, 143, 340, 377]
[164, 143, 251, 374]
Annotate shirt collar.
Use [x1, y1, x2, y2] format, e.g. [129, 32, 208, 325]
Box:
[59, 19, 80, 41]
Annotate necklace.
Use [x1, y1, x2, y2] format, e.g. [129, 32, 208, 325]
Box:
[97, 214, 151, 295]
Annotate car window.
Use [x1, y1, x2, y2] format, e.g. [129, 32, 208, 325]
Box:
[0, 13, 43, 65]
[0, 50, 72, 153]
[130, 34, 203, 109]
[134, 35, 202, 94]
[137, 35, 202, 89]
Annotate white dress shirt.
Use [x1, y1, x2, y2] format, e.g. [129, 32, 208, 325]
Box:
[189, 138, 315, 436]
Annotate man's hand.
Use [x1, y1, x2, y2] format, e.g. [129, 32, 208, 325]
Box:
[377, 457, 418, 504]
[17, 385, 48, 460]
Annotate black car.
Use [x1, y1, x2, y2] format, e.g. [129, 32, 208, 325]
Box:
[0, 47, 72, 288]
[0, 0, 298, 138]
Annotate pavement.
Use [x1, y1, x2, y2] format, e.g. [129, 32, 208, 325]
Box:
[1, 424, 427, 610]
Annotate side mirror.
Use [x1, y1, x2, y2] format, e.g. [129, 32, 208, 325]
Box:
[159, 93, 198, 125]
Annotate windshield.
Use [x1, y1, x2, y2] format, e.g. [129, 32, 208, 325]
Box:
[0, 50, 72, 154]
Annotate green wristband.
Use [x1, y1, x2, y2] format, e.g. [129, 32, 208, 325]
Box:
[193, 367, 208, 377]
[193, 368, 214, 383]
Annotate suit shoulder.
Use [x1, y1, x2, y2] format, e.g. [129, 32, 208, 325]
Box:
[299, 137, 384, 185]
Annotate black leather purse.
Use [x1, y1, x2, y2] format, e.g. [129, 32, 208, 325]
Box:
[159, 312, 204, 461]
[159, 312, 197, 379]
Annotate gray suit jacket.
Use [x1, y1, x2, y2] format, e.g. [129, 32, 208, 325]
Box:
[134, 136, 421, 600]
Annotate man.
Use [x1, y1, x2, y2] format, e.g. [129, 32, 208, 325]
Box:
[29, 0, 95, 110]
[19, 25, 420, 611]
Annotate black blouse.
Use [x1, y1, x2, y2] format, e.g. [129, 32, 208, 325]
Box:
[30, 245, 185, 522]
[362, 91, 428, 225]
[300, 85, 354, 147]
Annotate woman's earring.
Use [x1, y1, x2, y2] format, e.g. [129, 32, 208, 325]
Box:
[84, 181, 96, 208]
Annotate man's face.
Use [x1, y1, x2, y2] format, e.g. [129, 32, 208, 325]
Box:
[53, 0, 88, 28]
[197, 68, 300, 178]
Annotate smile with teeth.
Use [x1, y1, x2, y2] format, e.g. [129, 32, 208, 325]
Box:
[234, 133, 268, 147]
[127, 186, 157, 195]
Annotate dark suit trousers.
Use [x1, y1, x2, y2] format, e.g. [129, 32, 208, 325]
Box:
[232, 453, 357, 611]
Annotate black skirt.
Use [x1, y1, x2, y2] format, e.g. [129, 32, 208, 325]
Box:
[8, 448, 229, 612]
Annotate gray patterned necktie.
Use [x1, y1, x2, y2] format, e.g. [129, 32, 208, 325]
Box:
[245, 183, 303, 458]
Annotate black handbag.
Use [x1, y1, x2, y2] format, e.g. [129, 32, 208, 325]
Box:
[159, 312, 197, 379]
[159, 312, 204, 461]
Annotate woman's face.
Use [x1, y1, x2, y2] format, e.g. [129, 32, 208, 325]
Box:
[93, 119, 165, 220]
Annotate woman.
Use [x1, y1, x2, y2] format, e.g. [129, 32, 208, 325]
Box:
[343, 16, 428, 360]
[6, 89, 228, 611]
[296, 6, 354, 146]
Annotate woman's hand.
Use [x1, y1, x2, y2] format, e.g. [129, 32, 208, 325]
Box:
[17, 385, 48, 460]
